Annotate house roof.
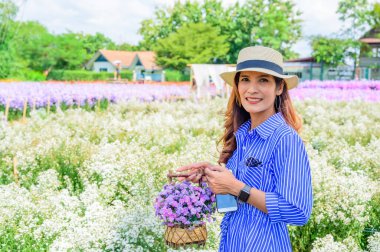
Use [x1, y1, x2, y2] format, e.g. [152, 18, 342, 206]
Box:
[359, 38, 380, 44]
[99, 49, 136, 67]
[98, 50, 161, 70]
[133, 51, 161, 70]
[360, 27, 380, 45]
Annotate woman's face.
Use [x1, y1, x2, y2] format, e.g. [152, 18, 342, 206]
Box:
[237, 71, 283, 119]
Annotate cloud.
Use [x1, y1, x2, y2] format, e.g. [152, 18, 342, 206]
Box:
[17, 0, 155, 43]
[16, 0, 354, 56]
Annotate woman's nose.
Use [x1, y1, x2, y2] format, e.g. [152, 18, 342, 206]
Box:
[247, 81, 259, 93]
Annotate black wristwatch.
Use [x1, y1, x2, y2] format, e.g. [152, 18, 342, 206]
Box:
[238, 184, 251, 202]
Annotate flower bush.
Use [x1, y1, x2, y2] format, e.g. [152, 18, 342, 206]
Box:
[154, 181, 216, 227]
[1, 80, 380, 121]
[0, 95, 378, 251]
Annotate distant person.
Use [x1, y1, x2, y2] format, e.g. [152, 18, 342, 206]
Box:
[191, 77, 198, 103]
[43, 67, 52, 79]
[141, 71, 145, 83]
[114, 62, 121, 81]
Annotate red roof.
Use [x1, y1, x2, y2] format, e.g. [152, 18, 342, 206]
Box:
[360, 38, 380, 44]
[99, 50, 161, 70]
[133, 51, 160, 70]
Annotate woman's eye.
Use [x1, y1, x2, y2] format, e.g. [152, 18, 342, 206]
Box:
[259, 78, 269, 83]
[240, 77, 249, 82]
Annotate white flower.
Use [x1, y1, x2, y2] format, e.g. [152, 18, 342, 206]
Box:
[368, 232, 380, 252]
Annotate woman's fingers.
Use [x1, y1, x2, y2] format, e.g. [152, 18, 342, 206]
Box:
[195, 173, 203, 182]
[187, 173, 197, 182]
[208, 165, 225, 172]
[204, 165, 227, 177]
[174, 162, 214, 184]
[187, 172, 204, 183]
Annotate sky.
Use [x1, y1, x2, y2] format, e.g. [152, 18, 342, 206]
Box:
[13, 0, 362, 58]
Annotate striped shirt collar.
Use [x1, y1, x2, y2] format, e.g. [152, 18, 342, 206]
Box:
[235, 112, 285, 140]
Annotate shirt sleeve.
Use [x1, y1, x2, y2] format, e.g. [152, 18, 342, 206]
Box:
[265, 132, 313, 226]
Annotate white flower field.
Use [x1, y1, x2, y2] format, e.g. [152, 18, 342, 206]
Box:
[0, 86, 379, 251]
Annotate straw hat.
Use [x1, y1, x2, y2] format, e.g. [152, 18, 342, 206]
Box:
[220, 46, 298, 89]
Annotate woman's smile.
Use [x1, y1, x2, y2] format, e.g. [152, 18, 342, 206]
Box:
[245, 97, 263, 104]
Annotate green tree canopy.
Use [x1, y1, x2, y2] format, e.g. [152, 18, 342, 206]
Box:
[11, 21, 56, 72]
[78, 32, 116, 58]
[311, 36, 358, 67]
[337, 0, 372, 38]
[139, 0, 302, 63]
[116, 42, 141, 51]
[335, 0, 380, 74]
[0, 0, 17, 46]
[224, 0, 302, 62]
[370, 2, 380, 28]
[154, 23, 229, 70]
[0, 0, 18, 77]
[139, 0, 224, 48]
[54, 32, 87, 70]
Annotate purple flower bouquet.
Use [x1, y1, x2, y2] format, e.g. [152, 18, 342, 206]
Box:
[154, 181, 216, 227]
[154, 180, 216, 247]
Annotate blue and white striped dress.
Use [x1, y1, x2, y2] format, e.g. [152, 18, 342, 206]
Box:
[219, 112, 313, 252]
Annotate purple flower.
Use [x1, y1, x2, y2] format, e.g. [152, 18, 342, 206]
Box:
[154, 180, 216, 227]
[170, 200, 179, 208]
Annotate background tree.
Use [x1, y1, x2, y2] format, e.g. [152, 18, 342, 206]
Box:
[78, 32, 116, 59]
[337, 0, 372, 38]
[138, 0, 302, 63]
[154, 23, 229, 70]
[311, 36, 354, 67]
[116, 42, 141, 51]
[10, 21, 56, 72]
[138, 0, 227, 51]
[369, 2, 380, 28]
[54, 32, 87, 70]
[224, 0, 302, 62]
[0, 0, 18, 78]
[335, 0, 380, 78]
[310, 36, 358, 80]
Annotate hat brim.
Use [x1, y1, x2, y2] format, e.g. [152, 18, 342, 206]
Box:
[220, 68, 299, 90]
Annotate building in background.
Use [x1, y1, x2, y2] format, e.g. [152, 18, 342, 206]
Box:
[86, 50, 164, 82]
[284, 57, 353, 82]
[359, 27, 380, 80]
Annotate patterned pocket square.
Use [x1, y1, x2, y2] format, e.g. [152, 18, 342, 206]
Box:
[245, 157, 262, 168]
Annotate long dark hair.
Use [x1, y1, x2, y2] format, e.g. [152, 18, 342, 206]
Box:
[218, 72, 302, 164]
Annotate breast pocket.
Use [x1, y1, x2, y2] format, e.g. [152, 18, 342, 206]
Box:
[242, 160, 275, 192]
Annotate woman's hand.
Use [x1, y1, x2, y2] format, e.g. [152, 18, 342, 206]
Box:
[176, 162, 214, 183]
[204, 166, 243, 195]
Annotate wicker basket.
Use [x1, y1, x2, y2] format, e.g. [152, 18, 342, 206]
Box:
[164, 171, 208, 248]
[164, 224, 207, 248]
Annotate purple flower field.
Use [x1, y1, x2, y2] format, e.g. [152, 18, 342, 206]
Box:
[0, 80, 379, 111]
[298, 80, 380, 90]
[0, 82, 190, 110]
[290, 80, 380, 102]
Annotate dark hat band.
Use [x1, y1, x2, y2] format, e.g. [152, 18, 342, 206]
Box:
[236, 60, 283, 75]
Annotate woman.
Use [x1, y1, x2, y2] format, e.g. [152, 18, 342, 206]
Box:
[177, 46, 313, 251]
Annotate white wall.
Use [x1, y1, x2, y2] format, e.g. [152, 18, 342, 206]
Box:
[93, 62, 115, 73]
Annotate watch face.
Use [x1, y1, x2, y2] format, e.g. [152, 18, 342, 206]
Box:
[239, 185, 251, 202]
